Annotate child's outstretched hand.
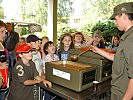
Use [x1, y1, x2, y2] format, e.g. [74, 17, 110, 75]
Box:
[43, 80, 52, 88]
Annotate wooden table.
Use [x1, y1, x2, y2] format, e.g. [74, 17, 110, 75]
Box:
[39, 79, 111, 100]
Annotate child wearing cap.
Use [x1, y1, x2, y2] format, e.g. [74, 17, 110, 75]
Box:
[91, 30, 105, 48]
[26, 34, 47, 100]
[26, 34, 43, 75]
[8, 44, 52, 100]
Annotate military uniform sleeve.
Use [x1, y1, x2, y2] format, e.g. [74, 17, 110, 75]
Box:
[125, 42, 133, 78]
[15, 63, 27, 83]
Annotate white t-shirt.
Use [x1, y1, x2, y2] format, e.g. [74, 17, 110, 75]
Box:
[32, 51, 42, 75]
[42, 54, 59, 73]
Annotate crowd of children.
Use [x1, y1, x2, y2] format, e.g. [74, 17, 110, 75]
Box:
[0, 19, 120, 100]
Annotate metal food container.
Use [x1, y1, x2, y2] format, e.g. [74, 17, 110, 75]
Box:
[45, 61, 96, 92]
[68, 49, 112, 82]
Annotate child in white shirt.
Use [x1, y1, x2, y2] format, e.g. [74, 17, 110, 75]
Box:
[43, 41, 59, 66]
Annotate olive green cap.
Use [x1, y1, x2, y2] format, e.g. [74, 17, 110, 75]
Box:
[110, 2, 133, 20]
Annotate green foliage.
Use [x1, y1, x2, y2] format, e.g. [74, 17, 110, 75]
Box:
[0, 7, 4, 19]
[19, 27, 30, 36]
[58, 0, 73, 24]
[57, 23, 77, 39]
[20, 0, 48, 25]
[81, 0, 132, 26]
[0, 1, 4, 19]
[4, 0, 131, 40]
[62, 27, 77, 33]
[19, 26, 47, 38]
[91, 21, 123, 44]
[39, 25, 47, 37]
[80, 24, 92, 36]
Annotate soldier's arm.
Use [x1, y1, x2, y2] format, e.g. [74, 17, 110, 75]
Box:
[90, 45, 115, 61]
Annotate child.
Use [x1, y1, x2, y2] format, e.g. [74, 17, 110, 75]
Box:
[42, 41, 59, 100]
[19, 37, 26, 45]
[7, 44, 51, 100]
[108, 35, 120, 50]
[73, 32, 85, 48]
[26, 34, 45, 100]
[91, 30, 105, 48]
[26, 35, 43, 76]
[43, 41, 59, 63]
[57, 33, 74, 60]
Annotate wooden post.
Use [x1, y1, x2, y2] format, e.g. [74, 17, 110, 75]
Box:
[47, 0, 57, 44]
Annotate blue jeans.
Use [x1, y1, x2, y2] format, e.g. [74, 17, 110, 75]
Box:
[8, 51, 16, 79]
[0, 90, 7, 100]
[43, 91, 55, 100]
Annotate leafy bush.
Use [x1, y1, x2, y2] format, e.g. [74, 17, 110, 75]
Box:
[20, 27, 30, 36]
[91, 20, 123, 44]
[57, 23, 77, 39]
[57, 20, 123, 45]
[80, 24, 92, 36]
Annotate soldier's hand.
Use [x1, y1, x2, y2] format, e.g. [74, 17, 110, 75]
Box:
[89, 45, 100, 53]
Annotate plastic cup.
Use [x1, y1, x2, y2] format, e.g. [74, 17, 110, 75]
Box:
[93, 81, 99, 91]
[63, 60, 67, 64]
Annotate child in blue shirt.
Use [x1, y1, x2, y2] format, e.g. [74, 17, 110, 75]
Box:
[56, 33, 74, 60]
